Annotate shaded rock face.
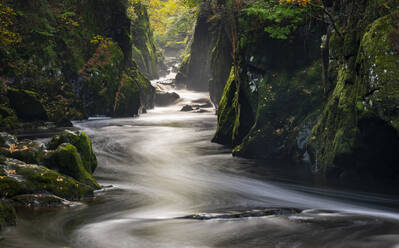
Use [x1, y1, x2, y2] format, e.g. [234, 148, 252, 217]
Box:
[214, 16, 325, 156]
[307, 4, 399, 185]
[7, 88, 48, 122]
[131, 2, 159, 80]
[155, 92, 180, 106]
[212, 0, 399, 188]
[175, 0, 232, 102]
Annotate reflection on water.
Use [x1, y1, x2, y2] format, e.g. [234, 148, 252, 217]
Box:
[2, 90, 399, 248]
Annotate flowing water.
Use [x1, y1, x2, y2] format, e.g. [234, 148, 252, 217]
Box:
[2, 74, 399, 247]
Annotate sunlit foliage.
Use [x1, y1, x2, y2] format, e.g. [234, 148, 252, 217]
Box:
[129, 0, 199, 48]
[0, 3, 20, 47]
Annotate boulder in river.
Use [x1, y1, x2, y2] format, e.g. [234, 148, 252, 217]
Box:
[181, 105, 194, 112]
[0, 158, 94, 200]
[44, 144, 100, 189]
[155, 92, 180, 106]
[47, 130, 97, 173]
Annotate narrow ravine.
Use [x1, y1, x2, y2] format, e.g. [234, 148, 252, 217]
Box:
[2, 74, 399, 247]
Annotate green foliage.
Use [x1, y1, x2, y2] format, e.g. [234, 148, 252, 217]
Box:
[242, 0, 308, 39]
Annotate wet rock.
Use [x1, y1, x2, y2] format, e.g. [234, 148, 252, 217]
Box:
[181, 105, 193, 112]
[47, 130, 97, 173]
[155, 92, 180, 106]
[44, 144, 100, 189]
[178, 208, 300, 220]
[0, 158, 94, 200]
[3, 140, 45, 165]
[7, 88, 48, 121]
[11, 193, 74, 208]
[194, 109, 211, 113]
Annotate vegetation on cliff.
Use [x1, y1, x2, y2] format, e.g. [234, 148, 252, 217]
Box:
[0, 0, 158, 130]
[207, 0, 399, 187]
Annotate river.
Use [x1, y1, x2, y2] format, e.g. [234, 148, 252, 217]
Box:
[2, 84, 399, 247]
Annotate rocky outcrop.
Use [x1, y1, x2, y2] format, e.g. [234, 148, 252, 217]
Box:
[307, 2, 399, 185]
[213, 0, 399, 188]
[0, 131, 99, 201]
[0, 0, 156, 129]
[131, 2, 159, 80]
[175, 0, 232, 102]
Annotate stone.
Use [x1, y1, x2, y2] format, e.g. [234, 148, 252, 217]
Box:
[155, 92, 180, 106]
[0, 158, 94, 200]
[47, 130, 97, 173]
[181, 105, 193, 112]
[43, 143, 100, 189]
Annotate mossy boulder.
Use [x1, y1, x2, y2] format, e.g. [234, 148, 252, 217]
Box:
[7, 88, 48, 122]
[212, 68, 238, 145]
[0, 158, 94, 200]
[44, 144, 100, 189]
[47, 130, 97, 173]
[0, 200, 16, 229]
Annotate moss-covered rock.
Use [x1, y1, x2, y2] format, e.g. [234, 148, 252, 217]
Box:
[0, 0, 156, 127]
[7, 88, 48, 122]
[5, 140, 45, 165]
[212, 68, 238, 145]
[44, 144, 100, 189]
[0, 158, 94, 200]
[306, 5, 399, 185]
[131, 2, 159, 80]
[47, 130, 97, 173]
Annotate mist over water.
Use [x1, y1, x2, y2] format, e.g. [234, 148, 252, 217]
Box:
[2, 76, 399, 247]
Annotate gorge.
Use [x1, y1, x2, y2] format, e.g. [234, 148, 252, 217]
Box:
[0, 0, 399, 247]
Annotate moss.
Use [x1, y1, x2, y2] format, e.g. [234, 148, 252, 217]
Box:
[48, 130, 97, 173]
[0, 158, 94, 200]
[44, 144, 100, 189]
[7, 140, 45, 165]
[307, 10, 399, 182]
[212, 68, 237, 145]
[131, 2, 159, 79]
[175, 53, 191, 87]
[208, 24, 233, 106]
